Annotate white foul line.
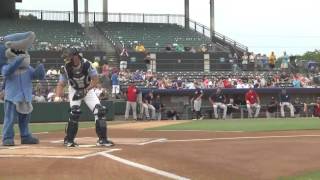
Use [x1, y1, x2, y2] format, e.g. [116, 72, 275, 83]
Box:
[99, 152, 190, 180]
[164, 134, 320, 143]
[148, 130, 243, 133]
[138, 138, 167, 145]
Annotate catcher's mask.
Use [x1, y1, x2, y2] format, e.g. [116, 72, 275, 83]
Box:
[62, 48, 81, 65]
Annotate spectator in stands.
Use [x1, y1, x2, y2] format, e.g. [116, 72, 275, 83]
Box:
[175, 77, 183, 90]
[256, 54, 263, 70]
[92, 59, 100, 72]
[292, 74, 302, 88]
[269, 51, 276, 69]
[124, 81, 139, 121]
[261, 54, 268, 70]
[165, 44, 172, 52]
[175, 44, 184, 52]
[190, 47, 196, 53]
[222, 77, 232, 88]
[279, 88, 294, 118]
[33, 91, 46, 103]
[249, 52, 255, 65]
[144, 53, 151, 71]
[200, 44, 208, 53]
[46, 67, 58, 77]
[111, 71, 120, 98]
[191, 88, 204, 120]
[185, 79, 195, 89]
[241, 52, 249, 71]
[203, 76, 209, 89]
[145, 70, 153, 81]
[102, 62, 109, 78]
[281, 51, 289, 71]
[266, 96, 278, 118]
[209, 87, 227, 119]
[142, 91, 156, 120]
[119, 60, 127, 71]
[245, 88, 261, 118]
[135, 43, 146, 53]
[133, 70, 144, 82]
[120, 47, 129, 60]
[152, 94, 163, 120]
[47, 88, 56, 102]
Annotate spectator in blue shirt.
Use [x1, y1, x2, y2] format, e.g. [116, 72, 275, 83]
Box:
[292, 74, 302, 88]
[111, 72, 119, 98]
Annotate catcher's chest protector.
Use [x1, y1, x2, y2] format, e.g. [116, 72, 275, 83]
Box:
[65, 61, 91, 90]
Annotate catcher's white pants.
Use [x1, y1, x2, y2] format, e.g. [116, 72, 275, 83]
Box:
[280, 102, 294, 117]
[69, 86, 101, 120]
[247, 103, 261, 118]
[125, 101, 137, 120]
[213, 102, 227, 119]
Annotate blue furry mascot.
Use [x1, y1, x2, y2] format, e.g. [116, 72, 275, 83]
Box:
[0, 31, 45, 146]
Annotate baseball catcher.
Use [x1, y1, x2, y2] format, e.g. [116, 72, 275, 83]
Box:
[55, 48, 114, 147]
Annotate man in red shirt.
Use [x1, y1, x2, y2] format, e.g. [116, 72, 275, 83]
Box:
[245, 88, 261, 118]
[125, 81, 139, 120]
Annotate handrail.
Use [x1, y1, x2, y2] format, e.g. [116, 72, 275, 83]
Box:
[189, 19, 248, 52]
[16, 9, 248, 52]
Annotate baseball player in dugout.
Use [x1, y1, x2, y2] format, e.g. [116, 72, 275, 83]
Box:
[55, 48, 114, 147]
[245, 87, 261, 118]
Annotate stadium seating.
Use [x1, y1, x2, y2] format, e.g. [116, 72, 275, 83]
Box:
[96, 22, 212, 52]
[0, 19, 93, 50]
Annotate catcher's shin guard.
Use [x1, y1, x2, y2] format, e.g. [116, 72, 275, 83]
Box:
[65, 105, 81, 142]
[94, 104, 107, 140]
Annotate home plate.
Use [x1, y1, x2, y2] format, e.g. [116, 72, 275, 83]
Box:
[51, 137, 165, 145]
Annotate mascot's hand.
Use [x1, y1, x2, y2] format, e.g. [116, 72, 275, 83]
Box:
[72, 89, 87, 101]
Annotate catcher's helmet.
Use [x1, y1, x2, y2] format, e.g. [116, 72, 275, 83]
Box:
[62, 48, 80, 64]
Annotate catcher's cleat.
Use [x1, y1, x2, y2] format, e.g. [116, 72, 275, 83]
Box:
[63, 136, 78, 147]
[65, 141, 79, 147]
[96, 139, 114, 147]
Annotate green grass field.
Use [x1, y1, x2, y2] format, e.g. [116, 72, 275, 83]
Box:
[279, 171, 320, 180]
[149, 118, 320, 132]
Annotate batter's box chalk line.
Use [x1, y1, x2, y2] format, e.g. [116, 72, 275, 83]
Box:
[50, 137, 167, 146]
[0, 148, 122, 159]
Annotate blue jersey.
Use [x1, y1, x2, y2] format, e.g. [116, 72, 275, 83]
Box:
[280, 94, 290, 102]
[111, 73, 119, 85]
